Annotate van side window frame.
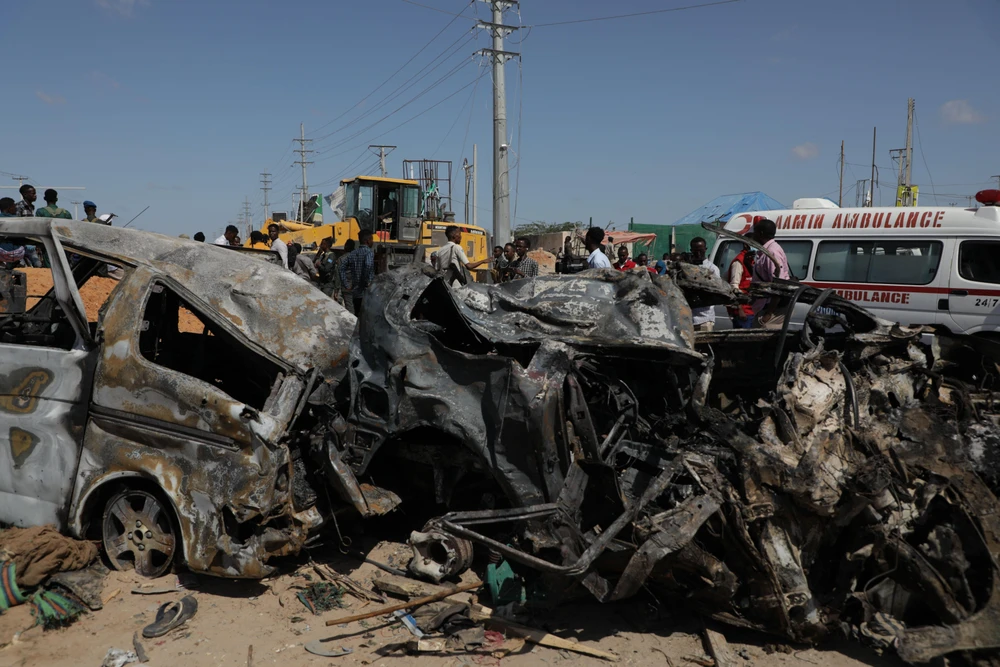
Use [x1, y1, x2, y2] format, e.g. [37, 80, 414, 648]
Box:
[813, 239, 943, 286]
[958, 240, 1000, 285]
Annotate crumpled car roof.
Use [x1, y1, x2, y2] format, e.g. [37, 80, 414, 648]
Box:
[434, 266, 704, 358]
[47, 220, 356, 372]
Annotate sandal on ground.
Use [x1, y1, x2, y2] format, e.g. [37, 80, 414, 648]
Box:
[142, 595, 198, 638]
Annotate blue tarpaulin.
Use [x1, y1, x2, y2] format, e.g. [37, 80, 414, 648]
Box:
[631, 192, 786, 258]
[670, 191, 787, 226]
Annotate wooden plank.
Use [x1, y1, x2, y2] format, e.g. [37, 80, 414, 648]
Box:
[702, 627, 734, 667]
[473, 604, 618, 662]
[372, 575, 451, 599]
[324, 581, 481, 627]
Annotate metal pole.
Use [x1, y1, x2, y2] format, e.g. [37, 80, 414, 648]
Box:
[491, 1, 510, 243]
[839, 140, 844, 207]
[869, 127, 877, 207]
[367, 145, 396, 178]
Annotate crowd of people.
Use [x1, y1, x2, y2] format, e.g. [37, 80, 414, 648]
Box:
[578, 221, 790, 332]
[1, 189, 790, 329]
[192, 222, 376, 315]
[0, 185, 114, 268]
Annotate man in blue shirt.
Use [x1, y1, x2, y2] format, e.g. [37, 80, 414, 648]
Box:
[340, 229, 375, 315]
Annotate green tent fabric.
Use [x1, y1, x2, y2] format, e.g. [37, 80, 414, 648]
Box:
[630, 223, 712, 260]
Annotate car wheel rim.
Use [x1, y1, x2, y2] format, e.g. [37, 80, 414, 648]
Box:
[102, 489, 176, 578]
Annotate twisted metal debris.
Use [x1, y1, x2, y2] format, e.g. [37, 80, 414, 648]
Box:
[333, 263, 1000, 664]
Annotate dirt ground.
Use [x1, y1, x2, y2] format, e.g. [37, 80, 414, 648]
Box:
[21, 267, 204, 331]
[0, 540, 900, 667]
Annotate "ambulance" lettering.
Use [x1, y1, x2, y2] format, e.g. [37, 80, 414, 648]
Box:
[836, 289, 910, 304]
[743, 209, 946, 232]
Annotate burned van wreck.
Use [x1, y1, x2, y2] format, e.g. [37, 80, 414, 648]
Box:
[331, 264, 1000, 663]
[0, 220, 355, 578]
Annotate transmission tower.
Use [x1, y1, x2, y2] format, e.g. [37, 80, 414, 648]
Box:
[260, 172, 272, 223]
[294, 124, 314, 222]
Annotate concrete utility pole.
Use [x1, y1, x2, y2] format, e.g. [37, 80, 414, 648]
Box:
[992, 175, 1000, 189]
[260, 172, 272, 223]
[891, 99, 916, 206]
[477, 1, 519, 244]
[839, 141, 845, 207]
[368, 145, 396, 177]
[294, 123, 314, 222]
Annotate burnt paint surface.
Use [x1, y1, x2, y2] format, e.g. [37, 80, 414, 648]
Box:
[0, 345, 95, 529]
[342, 264, 703, 509]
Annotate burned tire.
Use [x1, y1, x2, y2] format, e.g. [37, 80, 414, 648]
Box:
[102, 488, 177, 578]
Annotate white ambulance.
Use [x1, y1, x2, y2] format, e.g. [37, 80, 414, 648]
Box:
[709, 190, 1000, 337]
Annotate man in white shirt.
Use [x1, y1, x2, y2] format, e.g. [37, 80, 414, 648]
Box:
[215, 225, 239, 246]
[434, 225, 490, 286]
[585, 227, 612, 269]
[268, 223, 289, 268]
[689, 237, 721, 332]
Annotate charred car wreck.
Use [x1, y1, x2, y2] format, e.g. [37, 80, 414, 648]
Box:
[326, 263, 1000, 663]
[5, 220, 1000, 662]
[0, 220, 355, 578]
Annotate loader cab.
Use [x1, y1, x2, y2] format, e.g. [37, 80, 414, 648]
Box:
[342, 176, 422, 243]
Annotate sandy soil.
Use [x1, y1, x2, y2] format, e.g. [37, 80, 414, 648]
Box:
[20, 268, 203, 332]
[0, 540, 898, 667]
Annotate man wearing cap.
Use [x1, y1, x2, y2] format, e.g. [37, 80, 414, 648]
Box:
[82, 201, 101, 223]
[35, 189, 72, 219]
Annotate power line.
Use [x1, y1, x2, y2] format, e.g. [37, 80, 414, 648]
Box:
[314, 62, 477, 162]
[311, 30, 478, 145]
[313, 1, 476, 138]
[913, 109, 937, 201]
[402, 0, 742, 27]
[459, 59, 485, 163]
[432, 67, 486, 157]
[529, 0, 742, 27]
[401, 0, 471, 18]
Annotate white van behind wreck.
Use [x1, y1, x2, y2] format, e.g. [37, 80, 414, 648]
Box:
[0, 219, 356, 578]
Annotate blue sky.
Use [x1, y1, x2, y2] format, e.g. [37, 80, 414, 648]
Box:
[3, 0, 998, 238]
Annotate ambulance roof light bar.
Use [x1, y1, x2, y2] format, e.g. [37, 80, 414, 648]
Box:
[975, 190, 1000, 206]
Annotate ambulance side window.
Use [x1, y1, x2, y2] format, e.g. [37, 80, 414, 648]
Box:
[713, 240, 812, 280]
[959, 241, 1000, 284]
[782, 241, 813, 280]
[814, 240, 942, 285]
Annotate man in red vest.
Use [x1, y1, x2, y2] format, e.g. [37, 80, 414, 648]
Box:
[727, 243, 755, 328]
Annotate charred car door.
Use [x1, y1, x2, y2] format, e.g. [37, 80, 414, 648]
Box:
[0, 225, 97, 528]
